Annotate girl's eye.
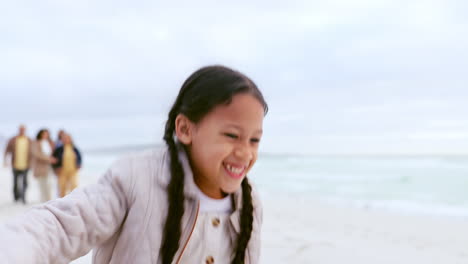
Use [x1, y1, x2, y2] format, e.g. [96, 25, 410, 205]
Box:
[250, 138, 260, 143]
[224, 133, 238, 139]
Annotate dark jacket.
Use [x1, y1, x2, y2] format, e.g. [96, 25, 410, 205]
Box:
[52, 145, 82, 169]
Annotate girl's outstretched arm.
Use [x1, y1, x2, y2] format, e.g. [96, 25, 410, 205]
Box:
[0, 158, 132, 263]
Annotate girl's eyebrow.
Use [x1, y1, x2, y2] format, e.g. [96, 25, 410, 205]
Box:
[223, 124, 263, 134]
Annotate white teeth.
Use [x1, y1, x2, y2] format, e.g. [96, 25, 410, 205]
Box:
[226, 164, 243, 174]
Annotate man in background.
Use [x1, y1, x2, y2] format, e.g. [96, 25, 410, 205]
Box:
[3, 125, 33, 204]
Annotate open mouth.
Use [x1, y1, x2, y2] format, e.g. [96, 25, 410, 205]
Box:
[223, 162, 246, 179]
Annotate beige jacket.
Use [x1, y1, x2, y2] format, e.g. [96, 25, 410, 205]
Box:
[31, 140, 54, 177]
[0, 146, 262, 264]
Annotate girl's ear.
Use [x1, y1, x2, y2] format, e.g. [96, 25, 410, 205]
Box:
[175, 114, 193, 145]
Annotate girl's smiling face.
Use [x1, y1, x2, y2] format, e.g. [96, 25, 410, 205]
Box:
[176, 93, 265, 199]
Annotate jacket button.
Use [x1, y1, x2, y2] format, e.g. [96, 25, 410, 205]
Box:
[212, 217, 220, 227]
[206, 256, 215, 264]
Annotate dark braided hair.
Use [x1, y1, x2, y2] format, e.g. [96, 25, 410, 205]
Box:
[232, 178, 254, 263]
[159, 65, 268, 263]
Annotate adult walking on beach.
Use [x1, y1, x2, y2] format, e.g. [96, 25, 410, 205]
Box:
[2, 125, 33, 204]
[54, 129, 65, 149]
[52, 133, 82, 198]
[31, 129, 57, 202]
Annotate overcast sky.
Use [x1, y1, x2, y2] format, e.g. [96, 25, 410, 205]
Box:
[1, 0, 468, 155]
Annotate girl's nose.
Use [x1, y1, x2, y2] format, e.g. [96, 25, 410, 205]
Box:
[234, 146, 253, 162]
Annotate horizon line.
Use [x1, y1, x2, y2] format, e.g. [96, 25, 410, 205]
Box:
[82, 143, 468, 158]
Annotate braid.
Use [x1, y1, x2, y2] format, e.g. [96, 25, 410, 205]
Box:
[232, 178, 254, 264]
[159, 110, 186, 264]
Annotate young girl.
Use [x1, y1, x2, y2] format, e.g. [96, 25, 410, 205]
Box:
[0, 65, 268, 263]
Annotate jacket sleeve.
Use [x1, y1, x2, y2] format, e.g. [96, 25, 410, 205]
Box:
[3, 138, 13, 162]
[0, 157, 133, 263]
[75, 147, 82, 167]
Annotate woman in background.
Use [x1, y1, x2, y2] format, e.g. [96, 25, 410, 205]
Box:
[52, 133, 82, 198]
[31, 129, 56, 202]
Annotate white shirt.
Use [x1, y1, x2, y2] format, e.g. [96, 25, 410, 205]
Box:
[179, 187, 234, 264]
[196, 186, 233, 214]
[40, 140, 52, 156]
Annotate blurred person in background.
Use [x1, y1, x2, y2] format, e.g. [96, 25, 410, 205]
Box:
[31, 129, 57, 202]
[52, 133, 82, 198]
[52, 129, 66, 182]
[3, 124, 33, 204]
[54, 129, 65, 149]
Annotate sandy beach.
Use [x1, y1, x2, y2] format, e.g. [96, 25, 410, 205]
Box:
[1, 166, 467, 264]
[261, 193, 468, 264]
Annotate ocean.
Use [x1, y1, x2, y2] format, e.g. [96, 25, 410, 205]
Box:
[251, 154, 468, 217]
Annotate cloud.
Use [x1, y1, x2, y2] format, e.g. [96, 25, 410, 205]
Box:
[1, 0, 468, 154]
